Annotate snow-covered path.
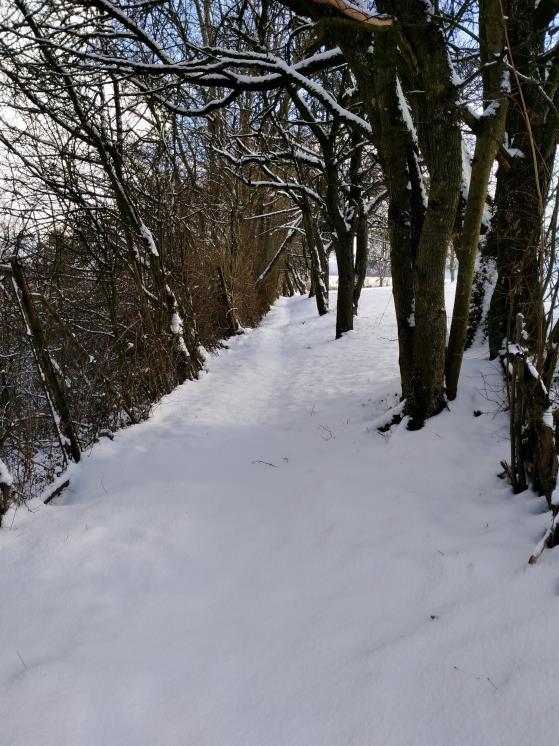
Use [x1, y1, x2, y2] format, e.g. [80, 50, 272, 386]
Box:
[2, 288, 559, 746]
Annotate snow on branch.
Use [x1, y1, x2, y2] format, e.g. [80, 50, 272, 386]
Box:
[256, 216, 303, 286]
[0, 458, 13, 489]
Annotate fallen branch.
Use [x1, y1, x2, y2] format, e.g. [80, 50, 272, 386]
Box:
[43, 478, 70, 505]
[528, 512, 559, 564]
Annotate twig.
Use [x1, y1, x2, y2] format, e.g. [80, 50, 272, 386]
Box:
[16, 651, 27, 670]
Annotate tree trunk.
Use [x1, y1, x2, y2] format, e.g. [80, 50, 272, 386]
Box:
[341, 32, 419, 399]
[396, 10, 463, 424]
[484, 0, 559, 502]
[302, 205, 329, 316]
[486, 0, 558, 359]
[323, 146, 354, 337]
[334, 235, 355, 338]
[411, 150, 461, 423]
[287, 260, 306, 294]
[466, 250, 496, 347]
[10, 259, 81, 463]
[446, 0, 508, 399]
[217, 265, 243, 336]
[353, 205, 369, 314]
[346, 7, 462, 423]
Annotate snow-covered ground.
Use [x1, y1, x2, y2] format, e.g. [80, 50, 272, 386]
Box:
[2, 286, 558, 746]
[328, 274, 390, 289]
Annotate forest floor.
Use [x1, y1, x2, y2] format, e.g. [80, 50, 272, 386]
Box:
[2, 286, 559, 745]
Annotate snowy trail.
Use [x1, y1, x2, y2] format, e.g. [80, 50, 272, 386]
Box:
[2, 287, 559, 746]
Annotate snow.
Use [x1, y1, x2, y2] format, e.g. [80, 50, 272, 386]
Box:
[504, 146, 525, 159]
[139, 223, 159, 257]
[421, 0, 435, 17]
[395, 76, 418, 146]
[480, 100, 500, 118]
[527, 359, 540, 380]
[0, 457, 13, 487]
[170, 310, 184, 336]
[338, 0, 369, 12]
[2, 286, 559, 745]
[525, 359, 548, 396]
[447, 47, 463, 88]
[507, 343, 525, 357]
[329, 274, 390, 289]
[461, 137, 472, 200]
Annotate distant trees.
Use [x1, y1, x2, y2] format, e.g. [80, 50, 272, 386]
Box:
[219, 76, 384, 334]
[368, 234, 391, 289]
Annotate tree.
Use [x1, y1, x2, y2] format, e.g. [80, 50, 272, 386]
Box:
[445, 0, 509, 400]
[474, 0, 559, 504]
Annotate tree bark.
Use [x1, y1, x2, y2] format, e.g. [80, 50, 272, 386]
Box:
[10, 259, 81, 463]
[486, 0, 559, 359]
[334, 235, 355, 338]
[324, 146, 355, 338]
[341, 31, 419, 399]
[446, 0, 508, 399]
[302, 203, 329, 316]
[353, 204, 369, 314]
[217, 265, 243, 336]
[483, 0, 559, 502]
[396, 6, 463, 424]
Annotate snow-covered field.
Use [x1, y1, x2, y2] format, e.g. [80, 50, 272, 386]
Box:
[2, 286, 559, 745]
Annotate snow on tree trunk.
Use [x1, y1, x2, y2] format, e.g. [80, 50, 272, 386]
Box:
[0, 457, 13, 526]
